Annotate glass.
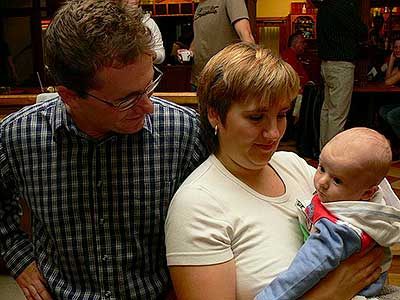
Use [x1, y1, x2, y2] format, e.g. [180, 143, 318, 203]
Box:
[83, 65, 163, 111]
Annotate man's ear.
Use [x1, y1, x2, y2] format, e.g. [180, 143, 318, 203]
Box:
[360, 185, 379, 201]
[207, 107, 221, 128]
[57, 86, 80, 108]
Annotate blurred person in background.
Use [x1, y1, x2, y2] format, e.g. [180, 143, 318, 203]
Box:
[188, 0, 255, 90]
[317, 0, 368, 149]
[126, 0, 165, 64]
[281, 31, 311, 123]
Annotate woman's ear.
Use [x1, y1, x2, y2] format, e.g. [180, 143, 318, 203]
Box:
[360, 185, 379, 201]
[207, 107, 221, 128]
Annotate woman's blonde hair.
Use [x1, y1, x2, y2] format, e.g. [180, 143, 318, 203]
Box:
[197, 42, 300, 153]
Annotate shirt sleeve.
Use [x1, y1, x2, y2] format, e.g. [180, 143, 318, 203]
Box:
[0, 130, 34, 277]
[226, 0, 249, 24]
[165, 185, 234, 266]
[255, 219, 362, 300]
[145, 18, 165, 64]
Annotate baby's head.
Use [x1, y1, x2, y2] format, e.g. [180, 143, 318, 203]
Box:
[314, 127, 392, 203]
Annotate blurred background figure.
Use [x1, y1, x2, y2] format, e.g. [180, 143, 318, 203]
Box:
[189, 0, 255, 90]
[367, 15, 387, 82]
[126, 0, 165, 64]
[0, 37, 17, 87]
[280, 31, 311, 140]
[384, 38, 400, 86]
[317, 0, 368, 149]
[281, 31, 310, 92]
[369, 15, 385, 49]
[379, 39, 400, 159]
[170, 22, 193, 63]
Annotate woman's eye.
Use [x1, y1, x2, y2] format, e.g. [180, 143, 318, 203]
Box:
[248, 115, 263, 121]
[318, 165, 325, 173]
[277, 113, 287, 120]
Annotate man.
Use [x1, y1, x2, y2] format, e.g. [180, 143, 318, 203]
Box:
[317, 0, 368, 149]
[281, 31, 309, 92]
[280, 31, 310, 141]
[189, 0, 255, 89]
[0, 1, 207, 299]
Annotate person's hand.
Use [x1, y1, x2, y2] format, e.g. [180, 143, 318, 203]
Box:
[389, 51, 397, 64]
[176, 49, 193, 64]
[301, 246, 384, 300]
[15, 262, 53, 300]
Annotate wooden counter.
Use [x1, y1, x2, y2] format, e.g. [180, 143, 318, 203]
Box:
[0, 92, 198, 119]
[352, 82, 400, 128]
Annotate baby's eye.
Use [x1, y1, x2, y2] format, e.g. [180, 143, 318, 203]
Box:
[333, 177, 342, 185]
[318, 165, 325, 173]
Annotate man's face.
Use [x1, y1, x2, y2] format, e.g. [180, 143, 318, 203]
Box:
[293, 36, 306, 55]
[65, 54, 155, 138]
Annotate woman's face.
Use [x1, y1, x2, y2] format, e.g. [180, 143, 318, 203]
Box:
[215, 98, 290, 171]
[394, 40, 400, 58]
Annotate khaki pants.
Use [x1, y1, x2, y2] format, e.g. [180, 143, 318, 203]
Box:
[0, 275, 25, 300]
[319, 60, 355, 149]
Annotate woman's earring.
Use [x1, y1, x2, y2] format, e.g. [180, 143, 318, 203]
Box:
[214, 125, 218, 136]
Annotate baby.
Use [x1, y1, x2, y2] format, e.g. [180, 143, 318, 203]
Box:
[256, 127, 400, 300]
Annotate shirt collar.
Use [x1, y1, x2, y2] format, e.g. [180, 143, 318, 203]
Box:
[48, 96, 154, 139]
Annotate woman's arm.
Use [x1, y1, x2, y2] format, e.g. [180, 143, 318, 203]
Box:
[385, 70, 400, 86]
[385, 52, 400, 86]
[170, 260, 236, 300]
[301, 246, 384, 300]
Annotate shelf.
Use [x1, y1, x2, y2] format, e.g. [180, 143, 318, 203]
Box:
[290, 14, 317, 39]
[142, 2, 198, 16]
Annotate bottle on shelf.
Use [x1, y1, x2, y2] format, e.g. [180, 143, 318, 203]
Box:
[302, 3, 306, 14]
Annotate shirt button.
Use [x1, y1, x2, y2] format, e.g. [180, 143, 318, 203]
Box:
[102, 255, 109, 261]
[100, 218, 106, 225]
[105, 290, 112, 298]
[97, 181, 103, 188]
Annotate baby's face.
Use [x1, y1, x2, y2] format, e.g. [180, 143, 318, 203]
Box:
[314, 146, 369, 203]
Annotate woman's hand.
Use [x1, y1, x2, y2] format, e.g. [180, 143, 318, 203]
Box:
[301, 246, 384, 300]
[390, 52, 396, 64]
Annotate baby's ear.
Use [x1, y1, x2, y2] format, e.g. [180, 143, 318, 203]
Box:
[360, 186, 379, 201]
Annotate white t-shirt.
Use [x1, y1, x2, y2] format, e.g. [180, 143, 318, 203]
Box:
[143, 14, 165, 64]
[165, 152, 316, 300]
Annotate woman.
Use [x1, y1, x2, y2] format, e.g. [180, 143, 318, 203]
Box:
[380, 39, 400, 141]
[384, 39, 400, 86]
[165, 43, 384, 300]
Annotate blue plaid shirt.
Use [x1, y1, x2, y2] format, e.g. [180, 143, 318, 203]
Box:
[0, 97, 207, 299]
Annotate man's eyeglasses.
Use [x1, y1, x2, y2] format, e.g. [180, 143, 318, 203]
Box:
[83, 65, 163, 111]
